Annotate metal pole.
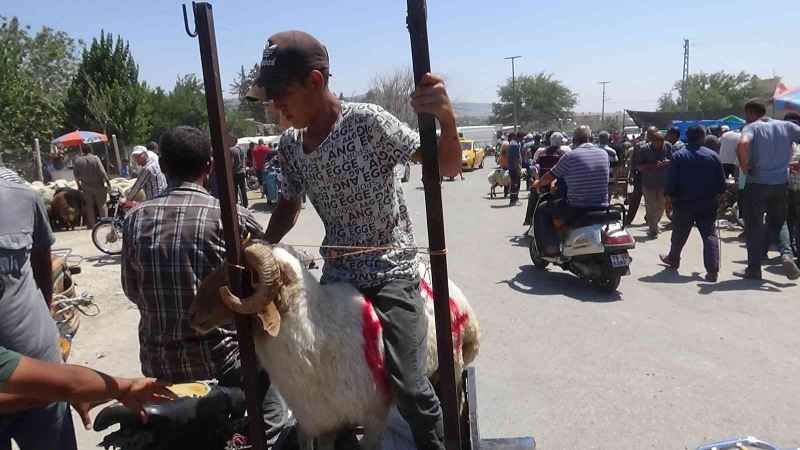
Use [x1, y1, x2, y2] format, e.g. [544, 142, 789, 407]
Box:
[599, 81, 611, 120]
[183, 3, 265, 449]
[505, 56, 521, 134]
[112, 135, 122, 177]
[33, 139, 43, 182]
[406, 2, 461, 449]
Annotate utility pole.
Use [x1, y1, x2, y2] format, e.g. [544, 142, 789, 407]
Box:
[505, 55, 522, 133]
[599, 81, 611, 120]
[682, 38, 690, 111]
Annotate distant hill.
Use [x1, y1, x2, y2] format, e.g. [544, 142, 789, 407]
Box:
[452, 102, 492, 119]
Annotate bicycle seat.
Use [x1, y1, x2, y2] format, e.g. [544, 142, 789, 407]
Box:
[93, 384, 246, 431]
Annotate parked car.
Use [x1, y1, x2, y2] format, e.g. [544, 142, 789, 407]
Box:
[461, 139, 486, 170]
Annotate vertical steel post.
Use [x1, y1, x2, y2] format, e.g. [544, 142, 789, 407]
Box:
[405, 2, 462, 449]
[33, 139, 43, 181]
[112, 135, 122, 177]
[184, 3, 266, 449]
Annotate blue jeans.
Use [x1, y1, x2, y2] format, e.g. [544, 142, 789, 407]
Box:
[0, 401, 77, 450]
[742, 183, 792, 273]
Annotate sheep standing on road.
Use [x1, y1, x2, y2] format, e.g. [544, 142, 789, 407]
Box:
[487, 169, 511, 198]
[189, 243, 480, 446]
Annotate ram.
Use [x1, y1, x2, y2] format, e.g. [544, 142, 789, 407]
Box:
[189, 243, 480, 446]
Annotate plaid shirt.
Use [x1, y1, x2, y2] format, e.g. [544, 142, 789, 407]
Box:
[127, 158, 167, 200]
[121, 182, 262, 382]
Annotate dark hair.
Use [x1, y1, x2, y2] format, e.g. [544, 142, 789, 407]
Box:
[686, 125, 706, 145]
[159, 126, 212, 181]
[744, 98, 767, 117]
[784, 112, 800, 123]
[666, 126, 680, 137]
[81, 144, 92, 155]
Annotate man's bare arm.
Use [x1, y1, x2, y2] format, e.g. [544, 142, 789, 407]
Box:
[409, 73, 461, 178]
[264, 196, 302, 244]
[737, 134, 752, 175]
[31, 247, 52, 306]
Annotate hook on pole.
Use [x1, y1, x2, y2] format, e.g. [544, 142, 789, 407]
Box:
[182, 2, 198, 37]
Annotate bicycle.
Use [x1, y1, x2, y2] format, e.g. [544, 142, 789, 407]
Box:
[91, 191, 138, 255]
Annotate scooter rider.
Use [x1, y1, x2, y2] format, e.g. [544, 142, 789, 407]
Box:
[532, 126, 611, 256]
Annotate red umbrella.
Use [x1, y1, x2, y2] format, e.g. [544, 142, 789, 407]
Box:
[51, 130, 108, 147]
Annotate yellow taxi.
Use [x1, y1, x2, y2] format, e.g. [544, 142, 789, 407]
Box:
[460, 139, 486, 170]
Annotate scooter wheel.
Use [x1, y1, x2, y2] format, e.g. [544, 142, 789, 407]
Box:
[528, 240, 549, 269]
[591, 275, 621, 293]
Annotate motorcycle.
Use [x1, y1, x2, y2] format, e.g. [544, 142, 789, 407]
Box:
[93, 382, 256, 450]
[527, 193, 635, 293]
[246, 166, 260, 192]
[696, 436, 798, 450]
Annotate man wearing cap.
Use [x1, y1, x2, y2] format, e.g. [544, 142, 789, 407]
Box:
[250, 30, 461, 450]
[125, 146, 167, 202]
[72, 144, 111, 228]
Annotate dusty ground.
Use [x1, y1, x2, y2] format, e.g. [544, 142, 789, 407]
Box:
[52, 163, 800, 450]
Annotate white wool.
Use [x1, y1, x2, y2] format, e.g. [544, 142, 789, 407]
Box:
[250, 246, 480, 440]
[487, 169, 511, 187]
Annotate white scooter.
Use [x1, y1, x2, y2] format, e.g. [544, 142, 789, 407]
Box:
[527, 192, 635, 293]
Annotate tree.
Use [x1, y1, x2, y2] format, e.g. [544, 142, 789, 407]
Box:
[489, 72, 577, 131]
[229, 63, 265, 121]
[0, 16, 79, 160]
[145, 74, 208, 142]
[657, 71, 772, 112]
[64, 30, 148, 143]
[364, 67, 417, 128]
[599, 116, 620, 132]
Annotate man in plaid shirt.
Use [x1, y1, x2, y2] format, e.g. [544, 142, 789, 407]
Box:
[121, 126, 286, 440]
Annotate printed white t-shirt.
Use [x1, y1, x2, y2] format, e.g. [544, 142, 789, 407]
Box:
[277, 102, 420, 288]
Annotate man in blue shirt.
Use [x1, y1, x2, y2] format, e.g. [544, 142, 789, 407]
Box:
[533, 126, 610, 256]
[659, 125, 726, 281]
[735, 99, 800, 280]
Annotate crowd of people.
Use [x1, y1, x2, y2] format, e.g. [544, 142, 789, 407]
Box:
[500, 99, 800, 282]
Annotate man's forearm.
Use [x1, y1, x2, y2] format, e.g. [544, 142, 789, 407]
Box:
[437, 117, 461, 178]
[736, 139, 750, 173]
[264, 197, 301, 244]
[31, 248, 52, 306]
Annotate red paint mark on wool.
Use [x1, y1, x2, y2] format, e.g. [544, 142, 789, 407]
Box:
[362, 298, 390, 397]
[419, 279, 469, 352]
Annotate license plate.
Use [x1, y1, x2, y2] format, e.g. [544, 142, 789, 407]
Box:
[610, 254, 631, 268]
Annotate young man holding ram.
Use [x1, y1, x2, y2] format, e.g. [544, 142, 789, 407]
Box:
[248, 30, 461, 450]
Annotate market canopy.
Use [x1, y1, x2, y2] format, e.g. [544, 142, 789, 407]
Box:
[51, 130, 108, 147]
[718, 115, 745, 124]
[774, 83, 800, 111]
[670, 119, 745, 139]
[626, 108, 742, 130]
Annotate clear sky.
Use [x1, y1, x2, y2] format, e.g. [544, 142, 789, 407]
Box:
[5, 0, 799, 112]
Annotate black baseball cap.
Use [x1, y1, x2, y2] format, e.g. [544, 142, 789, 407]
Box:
[246, 30, 330, 101]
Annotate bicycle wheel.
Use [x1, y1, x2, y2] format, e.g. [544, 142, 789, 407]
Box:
[92, 219, 123, 255]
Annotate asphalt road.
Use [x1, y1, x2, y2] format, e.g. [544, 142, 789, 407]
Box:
[58, 160, 800, 449]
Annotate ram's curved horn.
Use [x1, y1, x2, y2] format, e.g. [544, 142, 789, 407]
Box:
[218, 244, 281, 314]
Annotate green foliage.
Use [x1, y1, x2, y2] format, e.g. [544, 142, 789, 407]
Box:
[144, 75, 208, 142]
[0, 16, 78, 161]
[64, 30, 147, 143]
[225, 107, 257, 139]
[489, 72, 577, 132]
[229, 63, 265, 121]
[657, 71, 772, 112]
[599, 116, 620, 132]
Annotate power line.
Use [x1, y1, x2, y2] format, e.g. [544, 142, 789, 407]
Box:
[682, 38, 690, 111]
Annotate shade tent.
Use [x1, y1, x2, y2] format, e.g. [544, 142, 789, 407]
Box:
[718, 115, 745, 124]
[773, 83, 800, 112]
[670, 119, 745, 140]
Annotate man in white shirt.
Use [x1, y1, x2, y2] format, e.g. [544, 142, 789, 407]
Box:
[718, 125, 741, 178]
